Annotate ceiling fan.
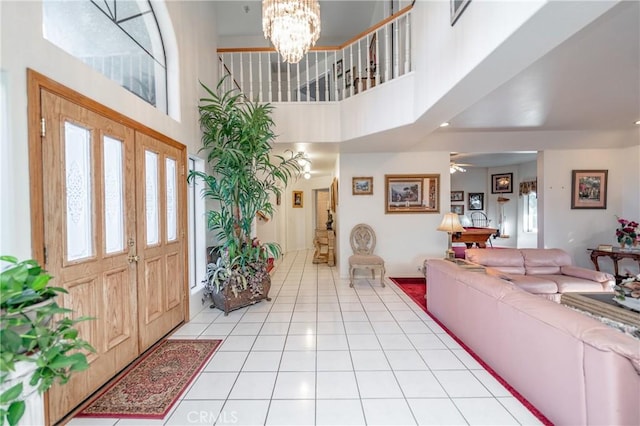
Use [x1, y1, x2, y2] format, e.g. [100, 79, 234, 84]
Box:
[450, 153, 473, 174]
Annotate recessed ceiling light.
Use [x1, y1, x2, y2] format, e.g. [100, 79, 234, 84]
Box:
[440, 122, 450, 128]
[635, 120, 640, 125]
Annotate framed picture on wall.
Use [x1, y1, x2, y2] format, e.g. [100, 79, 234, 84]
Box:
[293, 190, 303, 208]
[385, 174, 440, 214]
[468, 192, 484, 211]
[451, 191, 464, 202]
[492, 173, 513, 194]
[571, 170, 608, 209]
[451, 204, 464, 215]
[352, 177, 373, 195]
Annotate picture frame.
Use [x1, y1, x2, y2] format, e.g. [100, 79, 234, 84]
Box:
[451, 191, 464, 202]
[335, 59, 343, 79]
[451, 0, 471, 26]
[385, 174, 440, 214]
[571, 170, 608, 209]
[352, 176, 373, 195]
[292, 190, 303, 208]
[451, 204, 464, 215]
[468, 192, 484, 211]
[345, 68, 352, 88]
[491, 173, 513, 194]
[330, 178, 338, 211]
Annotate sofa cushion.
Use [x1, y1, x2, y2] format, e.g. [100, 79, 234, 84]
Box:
[465, 248, 525, 274]
[561, 265, 614, 285]
[521, 248, 572, 275]
[503, 274, 559, 294]
[540, 274, 610, 293]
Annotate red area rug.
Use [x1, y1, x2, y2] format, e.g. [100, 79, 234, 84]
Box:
[390, 277, 553, 426]
[78, 339, 221, 419]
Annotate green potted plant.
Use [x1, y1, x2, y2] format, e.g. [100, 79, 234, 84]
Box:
[0, 256, 94, 426]
[189, 78, 303, 315]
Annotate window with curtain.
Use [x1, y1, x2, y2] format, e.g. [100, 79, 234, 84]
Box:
[43, 0, 168, 113]
[520, 180, 538, 233]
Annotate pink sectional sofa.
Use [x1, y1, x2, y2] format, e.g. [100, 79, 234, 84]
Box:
[465, 248, 614, 302]
[425, 258, 640, 426]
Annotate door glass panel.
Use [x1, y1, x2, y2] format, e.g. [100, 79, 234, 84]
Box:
[65, 121, 94, 261]
[103, 136, 125, 253]
[145, 150, 159, 245]
[166, 157, 177, 241]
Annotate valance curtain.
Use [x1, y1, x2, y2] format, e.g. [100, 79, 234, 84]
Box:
[519, 180, 537, 196]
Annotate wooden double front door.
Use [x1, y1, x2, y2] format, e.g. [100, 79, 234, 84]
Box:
[31, 72, 187, 424]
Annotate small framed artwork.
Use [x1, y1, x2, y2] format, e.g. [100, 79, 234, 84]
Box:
[492, 173, 513, 194]
[336, 59, 343, 79]
[385, 174, 440, 214]
[451, 191, 464, 202]
[352, 177, 373, 195]
[451, 0, 471, 26]
[571, 170, 608, 209]
[292, 190, 303, 208]
[330, 178, 338, 211]
[468, 192, 484, 211]
[345, 68, 352, 88]
[451, 204, 464, 215]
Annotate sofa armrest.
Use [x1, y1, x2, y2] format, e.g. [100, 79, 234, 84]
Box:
[560, 265, 615, 290]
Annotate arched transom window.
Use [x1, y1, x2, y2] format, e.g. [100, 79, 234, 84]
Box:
[43, 0, 168, 113]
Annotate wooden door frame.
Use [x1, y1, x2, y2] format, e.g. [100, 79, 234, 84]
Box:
[27, 69, 190, 424]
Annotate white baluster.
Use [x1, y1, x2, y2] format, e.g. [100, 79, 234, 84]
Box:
[384, 25, 391, 83]
[249, 53, 254, 101]
[258, 53, 263, 102]
[287, 62, 291, 102]
[296, 61, 300, 102]
[268, 53, 273, 102]
[394, 20, 400, 78]
[324, 51, 329, 102]
[348, 44, 353, 97]
[374, 30, 379, 86]
[315, 52, 319, 101]
[239, 52, 244, 93]
[405, 13, 411, 73]
[305, 55, 310, 103]
[277, 58, 282, 102]
[357, 39, 362, 94]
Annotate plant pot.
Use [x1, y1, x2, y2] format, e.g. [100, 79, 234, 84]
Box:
[0, 358, 45, 426]
[210, 275, 271, 316]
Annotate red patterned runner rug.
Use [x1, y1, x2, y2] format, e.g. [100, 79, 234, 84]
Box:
[390, 277, 553, 426]
[78, 339, 221, 419]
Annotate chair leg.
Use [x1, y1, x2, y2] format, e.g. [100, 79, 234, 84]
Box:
[349, 267, 354, 288]
[380, 266, 385, 287]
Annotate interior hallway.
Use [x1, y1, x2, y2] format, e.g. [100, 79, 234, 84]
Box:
[68, 250, 543, 425]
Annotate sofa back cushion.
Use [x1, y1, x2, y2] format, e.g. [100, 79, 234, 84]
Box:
[521, 249, 572, 275]
[465, 248, 525, 274]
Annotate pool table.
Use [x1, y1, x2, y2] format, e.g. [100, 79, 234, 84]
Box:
[452, 227, 498, 248]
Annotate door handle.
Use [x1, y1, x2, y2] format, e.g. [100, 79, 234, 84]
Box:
[128, 254, 139, 263]
[127, 238, 138, 263]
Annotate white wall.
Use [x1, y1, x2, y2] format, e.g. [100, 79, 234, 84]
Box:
[450, 166, 488, 222]
[339, 151, 450, 278]
[541, 147, 640, 272]
[284, 175, 333, 251]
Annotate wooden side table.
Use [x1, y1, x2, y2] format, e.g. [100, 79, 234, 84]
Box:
[313, 229, 335, 266]
[588, 248, 640, 281]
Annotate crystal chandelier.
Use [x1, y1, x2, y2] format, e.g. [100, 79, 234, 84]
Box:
[262, 0, 321, 64]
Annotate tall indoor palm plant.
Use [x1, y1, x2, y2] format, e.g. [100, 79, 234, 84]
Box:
[189, 78, 303, 311]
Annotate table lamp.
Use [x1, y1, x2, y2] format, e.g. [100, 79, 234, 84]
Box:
[437, 212, 466, 259]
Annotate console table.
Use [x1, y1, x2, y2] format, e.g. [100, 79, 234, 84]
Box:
[588, 248, 640, 280]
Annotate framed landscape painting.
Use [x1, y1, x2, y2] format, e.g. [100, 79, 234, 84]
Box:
[352, 177, 373, 195]
[385, 174, 440, 214]
[571, 170, 608, 209]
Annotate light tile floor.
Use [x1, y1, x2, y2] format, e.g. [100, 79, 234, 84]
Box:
[69, 250, 543, 426]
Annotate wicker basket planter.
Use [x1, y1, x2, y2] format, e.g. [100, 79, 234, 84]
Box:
[210, 275, 271, 316]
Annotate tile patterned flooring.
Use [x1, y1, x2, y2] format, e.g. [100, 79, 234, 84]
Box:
[69, 250, 543, 425]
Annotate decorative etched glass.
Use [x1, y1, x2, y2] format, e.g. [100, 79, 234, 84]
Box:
[103, 136, 125, 253]
[145, 150, 159, 245]
[65, 121, 93, 261]
[42, 0, 167, 112]
[166, 157, 177, 241]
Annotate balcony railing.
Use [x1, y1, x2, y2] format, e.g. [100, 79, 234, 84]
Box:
[217, 5, 412, 103]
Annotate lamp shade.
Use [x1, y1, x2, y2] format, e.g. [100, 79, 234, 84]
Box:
[437, 212, 465, 233]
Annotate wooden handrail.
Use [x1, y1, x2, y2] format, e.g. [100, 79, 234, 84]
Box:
[216, 4, 413, 54]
